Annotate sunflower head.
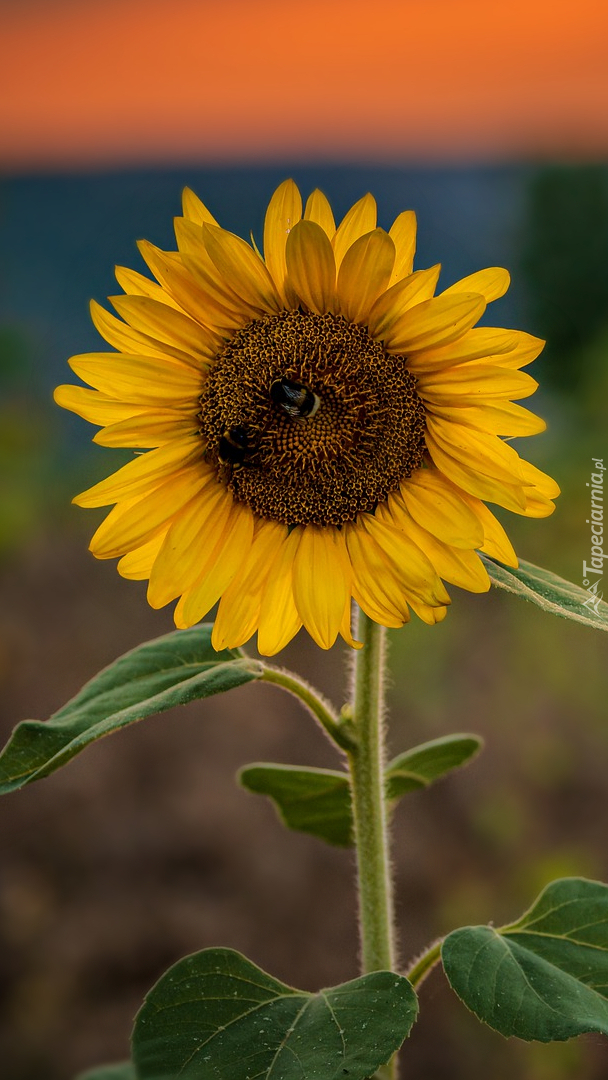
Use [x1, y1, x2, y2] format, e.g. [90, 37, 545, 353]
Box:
[55, 180, 559, 655]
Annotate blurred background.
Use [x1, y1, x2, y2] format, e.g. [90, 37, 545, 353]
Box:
[1, 1, 608, 1077]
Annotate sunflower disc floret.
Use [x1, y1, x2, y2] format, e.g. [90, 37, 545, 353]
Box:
[55, 179, 560, 654]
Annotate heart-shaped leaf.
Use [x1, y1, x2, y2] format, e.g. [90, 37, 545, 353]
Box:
[238, 764, 354, 846]
[239, 736, 482, 848]
[482, 555, 608, 631]
[0, 626, 262, 794]
[442, 877, 608, 1042]
[75, 1065, 135, 1080]
[133, 947, 418, 1079]
[385, 734, 483, 799]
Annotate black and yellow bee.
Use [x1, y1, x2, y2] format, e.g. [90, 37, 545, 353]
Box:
[270, 378, 321, 419]
[218, 425, 253, 468]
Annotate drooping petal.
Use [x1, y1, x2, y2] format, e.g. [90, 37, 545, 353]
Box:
[458, 492, 519, 567]
[212, 520, 289, 651]
[292, 525, 351, 649]
[148, 480, 233, 608]
[345, 523, 410, 627]
[173, 501, 255, 628]
[362, 511, 451, 608]
[89, 467, 210, 559]
[397, 468, 484, 549]
[257, 528, 303, 655]
[394, 509, 490, 593]
[425, 413, 526, 485]
[117, 531, 169, 580]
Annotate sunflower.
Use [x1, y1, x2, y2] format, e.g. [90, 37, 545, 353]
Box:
[55, 180, 559, 655]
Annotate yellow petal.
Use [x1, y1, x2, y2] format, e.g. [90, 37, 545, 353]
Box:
[117, 531, 168, 580]
[424, 435, 528, 513]
[425, 414, 525, 485]
[90, 300, 174, 361]
[174, 502, 255, 628]
[110, 294, 219, 363]
[393, 509, 490, 593]
[345, 523, 410, 627]
[172, 222, 258, 329]
[339, 599, 363, 649]
[304, 189, 336, 238]
[148, 480, 232, 607]
[257, 527, 304, 655]
[203, 223, 282, 314]
[518, 490, 557, 518]
[332, 194, 377, 270]
[458, 492, 518, 567]
[138, 237, 243, 332]
[68, 352, 203, 404]
[388, 210, 417, 284]
[336, 229, 395, 324]
[181, 186, 219, 227]
[383, 293, 486, 354]
[263, 179, 303, 305]
[519, 460, 561, 499]
[429, 401, 547, 437]
[74, 436, 206, 507]
[94, 410, 199, 448]
[89, 468, 210, 559]
[367, 266, 441, 341]
[406, 327, 522, 373]
[54, 384, 144, 426]
[398, 468, 484, 549]
[292, 525, 351, 650]
[443, 267, 510, 303]
[362, 511, 450, 607]
[417, 364, 538, 405]
[114, 265, 183, 311]
[212, 520, 289, 651]
[285, 220, 337, 314]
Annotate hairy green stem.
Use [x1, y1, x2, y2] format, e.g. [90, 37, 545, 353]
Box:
[348, 611, 396, 973]
[348, 610, 397, 1079]
[260, 664, 355, 751]
[405, 940, 443, 989]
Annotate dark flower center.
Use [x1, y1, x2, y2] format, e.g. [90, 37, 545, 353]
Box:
[198, 309, 426, 526]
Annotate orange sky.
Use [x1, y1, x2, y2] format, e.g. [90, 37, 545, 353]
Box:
[1, 0, 607, 169]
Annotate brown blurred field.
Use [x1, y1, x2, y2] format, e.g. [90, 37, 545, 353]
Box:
[1, 164, 608, 1080]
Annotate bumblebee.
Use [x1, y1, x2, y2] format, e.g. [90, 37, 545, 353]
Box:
[218, 425, 252, 468]
[270, 378, 321, 419]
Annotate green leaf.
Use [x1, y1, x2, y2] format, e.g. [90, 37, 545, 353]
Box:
[238, 763, 354, 846]
[482, 555, 608, 631]
[442, 877, 608, 1042]
[132, 947, 417, 1080]
[385, 734, 483, 799]
[75, 1065, 136, 1080]
[0, 626, 262, 794]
